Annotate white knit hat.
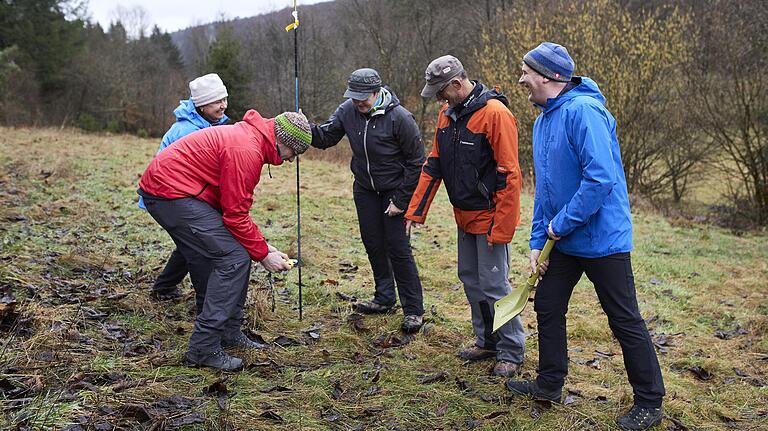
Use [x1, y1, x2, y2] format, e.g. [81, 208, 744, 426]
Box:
[189, 73, 228, 107]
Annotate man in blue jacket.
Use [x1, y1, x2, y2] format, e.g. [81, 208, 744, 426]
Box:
[506, 43, 665, 431]
[139, 73, 229, 301]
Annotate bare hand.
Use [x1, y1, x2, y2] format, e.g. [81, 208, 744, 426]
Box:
[384, 201, 404, 217]
[547, 221, 561, 240]
[405, 219, 422, 237]
[530, 249, 550, 280]
[262, 251, 292, 272]
[267, 243, 289, 260]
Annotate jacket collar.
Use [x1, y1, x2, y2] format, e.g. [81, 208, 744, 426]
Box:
[241, 110, 283, 166]
[175, 99, 229, 128]
[445, 81, 509, 121]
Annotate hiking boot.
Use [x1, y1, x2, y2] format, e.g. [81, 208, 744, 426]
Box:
[184, 349, 243, 371]
[505, 379, 562, 403]
[458, 345, 498, 362]
[222, 332, 269, 350]
[150, 286, 183, 301]
[492, 361, 520, 377]
[402, 315, 423, 333]
[616, 405, 663, 430]
[353, 300, 394, 314]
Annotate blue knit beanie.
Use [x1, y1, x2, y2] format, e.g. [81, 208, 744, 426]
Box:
[523, 42, 575, 82]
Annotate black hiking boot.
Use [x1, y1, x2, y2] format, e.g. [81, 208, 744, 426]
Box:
[222, 332, 269, 350]
[184, 349, 243, 371]
[402, 315, 423, 334]
[150, 286, 183, 301]
[616, 405, 663, 430]
[353, 300, 394, 314]
[505, 379, 562, 403]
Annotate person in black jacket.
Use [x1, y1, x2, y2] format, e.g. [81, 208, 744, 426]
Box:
[310, 68, 425, 333]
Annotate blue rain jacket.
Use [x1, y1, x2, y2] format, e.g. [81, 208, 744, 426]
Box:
[138, 99, 228, 208]
[530, 77, 632, 258]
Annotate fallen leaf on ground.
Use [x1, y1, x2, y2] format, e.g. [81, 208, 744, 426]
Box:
[204, 377, 229, 396]
[335, 291, 356, 302]
[483, 411, 507, 420]
[417, 371, 448, 384]
[347, 313, 368, 332]
[688, 366, 713, 381]
[259, 410, 284, 423]
[331, 380, 344, 399]
[260, 385, 292, 393]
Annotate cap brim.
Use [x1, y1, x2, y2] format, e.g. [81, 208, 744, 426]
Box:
[344, 89, 373, 100]
[420, 82, 441, 98]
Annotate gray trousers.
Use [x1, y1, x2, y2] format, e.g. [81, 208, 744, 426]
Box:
[142, 195, 251, 354]
[457, 228, 526, 363]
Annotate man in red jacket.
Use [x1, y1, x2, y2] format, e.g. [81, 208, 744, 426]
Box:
[139, 110, 311, 371]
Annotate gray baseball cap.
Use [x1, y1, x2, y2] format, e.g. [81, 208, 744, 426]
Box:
[421, 55, 464, 98]
[343, 68, 382, 100]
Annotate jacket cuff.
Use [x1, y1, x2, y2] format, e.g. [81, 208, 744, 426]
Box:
[529, 237, 547, 251]
[250, 241, 269, 262]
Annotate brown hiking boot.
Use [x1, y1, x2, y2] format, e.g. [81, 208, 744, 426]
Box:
[458, 345, 498, 362]
[492, 361, 520, 377]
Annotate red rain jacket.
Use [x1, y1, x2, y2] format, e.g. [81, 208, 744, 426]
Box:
[139, 110, 282, 261]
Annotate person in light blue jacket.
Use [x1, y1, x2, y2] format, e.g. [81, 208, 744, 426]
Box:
[506, 43, 665, 431]
[140, 73, 229, 300]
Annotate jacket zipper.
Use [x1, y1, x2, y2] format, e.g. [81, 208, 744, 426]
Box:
[363, 118, 376, 191]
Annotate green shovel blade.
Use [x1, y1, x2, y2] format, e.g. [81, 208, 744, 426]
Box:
[492, 239, 555, 332]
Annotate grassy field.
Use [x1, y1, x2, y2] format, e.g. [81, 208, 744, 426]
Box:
[0, 127, 766, 430]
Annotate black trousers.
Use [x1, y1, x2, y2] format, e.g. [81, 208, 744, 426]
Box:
[353, 183, 424, 316]
[142, 195, 252, 354]
[151, 248, 188, 292]
[534, 249, 665, 407]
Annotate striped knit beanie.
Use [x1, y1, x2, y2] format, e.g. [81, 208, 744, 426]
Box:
[274, 112, 311, 155]
[523, 42, 575, 82]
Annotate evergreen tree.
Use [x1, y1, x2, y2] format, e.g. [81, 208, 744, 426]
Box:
[207, 24, 248, 120]
[0, 0, 84, 96]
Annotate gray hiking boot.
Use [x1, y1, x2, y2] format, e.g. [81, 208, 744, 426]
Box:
[402, 315, 423, 333]
[222, 332, 269, 350]
[185, 349, 243, 371]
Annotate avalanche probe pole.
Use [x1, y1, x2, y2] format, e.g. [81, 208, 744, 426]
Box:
[285, 0, 303, 320]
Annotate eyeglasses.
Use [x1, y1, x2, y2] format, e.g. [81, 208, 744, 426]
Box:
[436, 80, 453, 98]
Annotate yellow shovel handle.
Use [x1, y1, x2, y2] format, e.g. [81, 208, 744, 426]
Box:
[526, 239, 555, 287]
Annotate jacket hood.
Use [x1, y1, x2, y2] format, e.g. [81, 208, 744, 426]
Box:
[369, 86, 400, 117]
[446, 81, 509, 120]
[543, 77, 605, 113]
[382, 86, 401, 111]
[174, 99, 229, 128]
[241, 109, 282, 166]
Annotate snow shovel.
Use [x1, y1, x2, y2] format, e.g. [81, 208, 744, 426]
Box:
[492, 239, 555, 332]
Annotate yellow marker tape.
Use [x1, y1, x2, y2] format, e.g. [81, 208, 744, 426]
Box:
[285, 10, 299, 31]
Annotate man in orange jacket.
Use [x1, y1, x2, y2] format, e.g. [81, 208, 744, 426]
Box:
[139, 110, 310, 371]
[406, 55, 525, 377]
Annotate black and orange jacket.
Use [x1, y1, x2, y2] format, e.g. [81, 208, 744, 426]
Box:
[405, 82, 521, 244]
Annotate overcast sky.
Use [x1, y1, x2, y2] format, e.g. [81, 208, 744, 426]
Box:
[85, 0, 326, 34]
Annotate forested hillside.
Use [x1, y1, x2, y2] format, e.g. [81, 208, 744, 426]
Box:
[1, 0, 766, 223]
